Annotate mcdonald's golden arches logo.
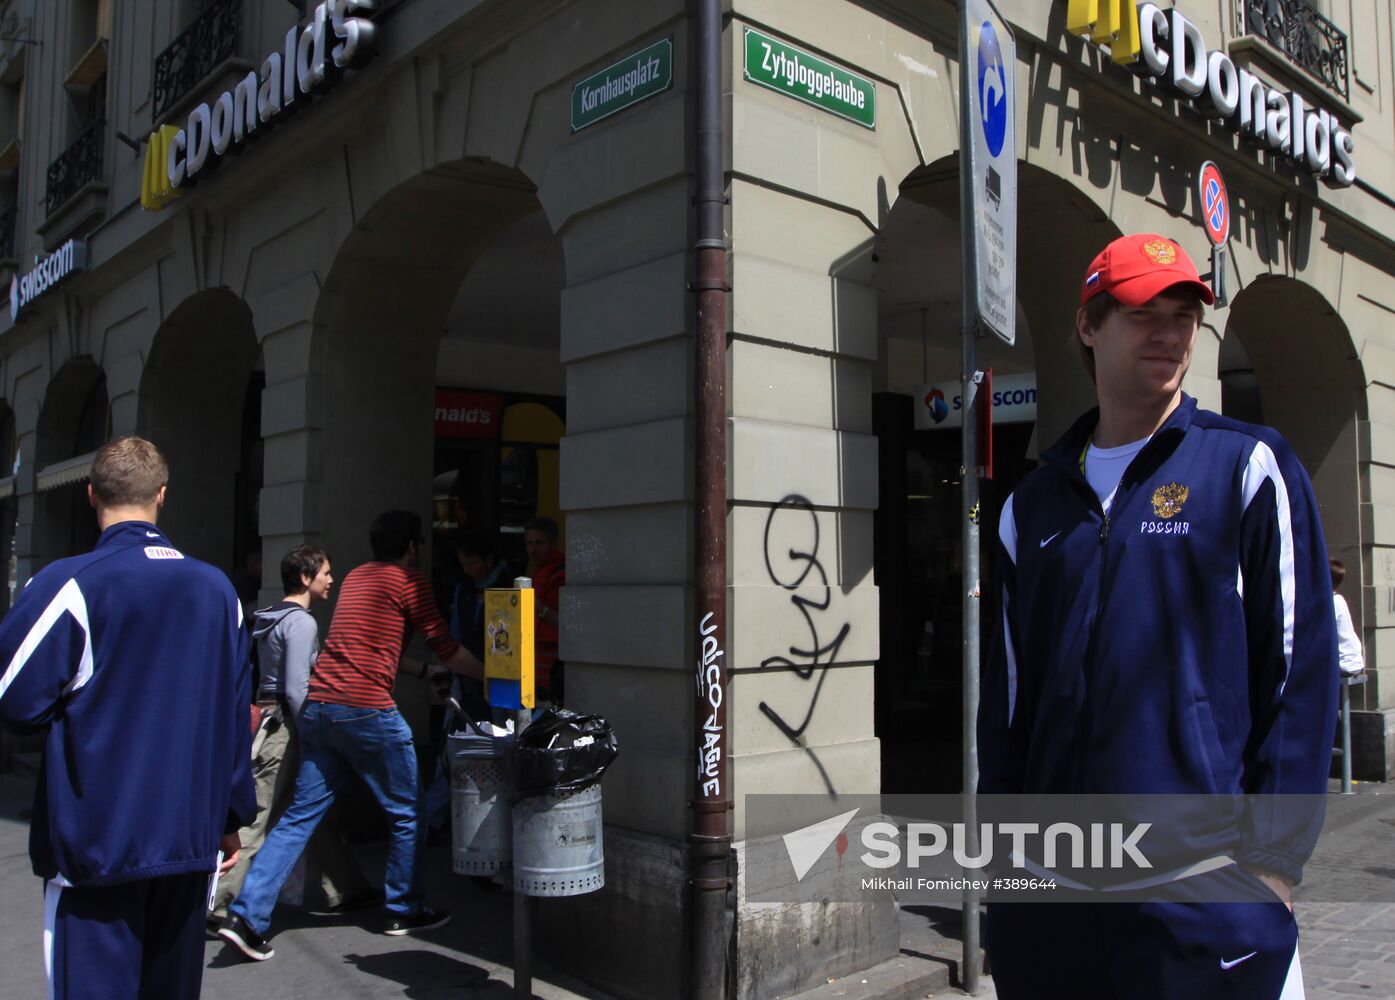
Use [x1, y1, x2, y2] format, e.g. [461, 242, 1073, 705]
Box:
[1066, 0, 1142, 64]
[140, 125, 183, 213]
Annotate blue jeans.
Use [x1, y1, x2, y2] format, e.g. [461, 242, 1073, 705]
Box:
[229, 702, 425, 934]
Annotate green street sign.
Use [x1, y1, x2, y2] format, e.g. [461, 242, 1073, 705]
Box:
[572, 38, 673, 132]
[743, 28, 875, 130]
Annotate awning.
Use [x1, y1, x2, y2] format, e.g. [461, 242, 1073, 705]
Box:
[36, 452, 96, 492]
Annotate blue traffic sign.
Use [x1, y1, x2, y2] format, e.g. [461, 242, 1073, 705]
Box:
[978, 21, 1008, 158]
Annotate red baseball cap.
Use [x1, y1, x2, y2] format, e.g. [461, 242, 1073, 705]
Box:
[1080, 234, 1215, 307]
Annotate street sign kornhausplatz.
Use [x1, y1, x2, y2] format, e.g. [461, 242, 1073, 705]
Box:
[963, 0, 1017, 345]
[1198, 160, 1230, 247]
[571, 38, 673, 132]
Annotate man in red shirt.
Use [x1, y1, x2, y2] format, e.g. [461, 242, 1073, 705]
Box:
[218, 510, 483, 961]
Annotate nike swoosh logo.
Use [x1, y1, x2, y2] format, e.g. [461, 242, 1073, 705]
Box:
[1039, 531, 1061, 548]
[1219, 951, 1258, 970]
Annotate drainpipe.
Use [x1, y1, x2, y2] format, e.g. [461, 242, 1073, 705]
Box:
[691, 0, 730, 997]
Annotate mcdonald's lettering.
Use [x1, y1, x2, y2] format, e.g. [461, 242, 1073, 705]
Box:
[143, 0, 377, 211]
[140, 125, 183, 212]
[1067, 1, 1356, 188]
[1065, 0, 1140, 65]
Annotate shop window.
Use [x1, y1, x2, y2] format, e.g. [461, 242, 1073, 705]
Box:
[46, 0, 107, 220]
[429, 390, 565, 611]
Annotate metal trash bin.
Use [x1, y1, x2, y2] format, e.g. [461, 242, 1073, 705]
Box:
[448, 726, 513, 876]
[512, 782, 605, 897]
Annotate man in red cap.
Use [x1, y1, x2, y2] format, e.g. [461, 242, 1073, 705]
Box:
[979, 234, 1336, 999]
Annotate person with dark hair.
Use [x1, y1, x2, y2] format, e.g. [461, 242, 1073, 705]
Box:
[219, 510, 485, 961]
[0, 436, 255, 999]
[980, 235, 1337, 999]
[450, 529, 514, 721]
[210, 544, 376, 924]
[1330, 558, 1365, 676]
[524, 516, 565, 701]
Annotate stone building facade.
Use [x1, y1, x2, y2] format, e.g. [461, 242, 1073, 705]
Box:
[0, 1, 1390, 996]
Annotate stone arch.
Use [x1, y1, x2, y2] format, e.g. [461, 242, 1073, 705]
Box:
[137, 287, 260, 570]
[33, 357, 108, 565]
[870, 155, 1120, 791]
[307, 159, 562, 571]
[1221, 275, 1367, 616]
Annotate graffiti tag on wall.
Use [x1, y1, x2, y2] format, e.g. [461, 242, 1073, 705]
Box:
[759, 495, 850, 745]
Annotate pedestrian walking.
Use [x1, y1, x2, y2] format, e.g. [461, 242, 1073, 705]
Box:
[218, 509, 484, 961]
[210, 544, 379, 924]
[0, 436, 256, 999]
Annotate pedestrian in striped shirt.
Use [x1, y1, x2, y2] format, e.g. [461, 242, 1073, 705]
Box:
[218, 510, 484, 961]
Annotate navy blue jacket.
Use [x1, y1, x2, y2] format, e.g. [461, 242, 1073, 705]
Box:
[0, 520, 256, 886]
[979, 395, 1338, 883]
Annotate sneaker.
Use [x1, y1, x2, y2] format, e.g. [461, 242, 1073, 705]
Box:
[384, 907, 451, 936]
[305, 887, 386, 917]
[217, 914, 275, 961]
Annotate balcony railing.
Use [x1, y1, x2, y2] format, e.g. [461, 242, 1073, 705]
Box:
[45, 120, 104, 218]
[153, 0, 243, 120]
[0, 205, 14, 259]
[1243, 0, 1349, 101]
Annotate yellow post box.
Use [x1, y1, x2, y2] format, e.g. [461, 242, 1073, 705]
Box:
[484, 586, 535, 709]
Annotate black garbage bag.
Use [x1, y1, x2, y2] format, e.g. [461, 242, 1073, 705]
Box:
[512, 708, 618, 801]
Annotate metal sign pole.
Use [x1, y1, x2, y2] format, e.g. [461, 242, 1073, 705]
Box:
[959, 0, 1017, 989]
[958, 5, 983, 991]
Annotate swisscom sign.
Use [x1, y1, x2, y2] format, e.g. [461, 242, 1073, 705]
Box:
[1068, 1, 1356, 187]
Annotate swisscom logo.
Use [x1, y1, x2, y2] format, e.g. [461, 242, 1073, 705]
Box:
[924, 388, 949, 424]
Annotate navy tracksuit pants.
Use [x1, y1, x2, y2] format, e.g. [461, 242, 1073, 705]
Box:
[986, 866, 1299, 999]
[44, 872, 210, 1000]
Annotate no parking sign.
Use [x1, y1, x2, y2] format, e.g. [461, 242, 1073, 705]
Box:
[1198, 161, 1230, 247]
[1197, 160, 1230, 305]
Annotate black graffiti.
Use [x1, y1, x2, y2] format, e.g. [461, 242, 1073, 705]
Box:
[759, 494, 851, 744]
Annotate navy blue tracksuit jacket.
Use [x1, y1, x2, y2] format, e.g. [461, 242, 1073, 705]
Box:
[0, 520, 256, 886]
[979, 396, 1338, 998]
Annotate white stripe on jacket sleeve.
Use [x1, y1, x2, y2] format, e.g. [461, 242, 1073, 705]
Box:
[0, 578, 94, 702]
[1000, 494, 1018, 723]
[1241, 441, 1296, 690]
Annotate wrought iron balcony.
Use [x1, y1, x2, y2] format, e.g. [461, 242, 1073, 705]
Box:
[45, 120, 104, 218]
[0, 204, 14, 260]
[153, 0, 243, 120]
[1243, 0, 1349, 101]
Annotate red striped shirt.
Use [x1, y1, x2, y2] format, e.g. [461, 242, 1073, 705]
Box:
[309, 562, 461, 709]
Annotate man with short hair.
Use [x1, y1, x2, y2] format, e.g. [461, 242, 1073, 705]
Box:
[0, 435, 255, 999]
[980, 235, 1337, 999]
[219, 510, 484, 960]
[210, 544, 377, 922]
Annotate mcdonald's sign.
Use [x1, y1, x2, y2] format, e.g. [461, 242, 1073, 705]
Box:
[1066, 0, 1140, 65]
[138, 0, 378, 213]
[140, 125, 183, 213]
[1065, 1, 1356, 187]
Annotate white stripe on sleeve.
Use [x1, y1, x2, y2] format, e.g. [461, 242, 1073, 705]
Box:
[999, 494, 1018, 722]
[44, 879, 63, 1000]
[999, 494, 1017, 564]
[0, 578, 94, 702]
[1241, 441, 1296, 690]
